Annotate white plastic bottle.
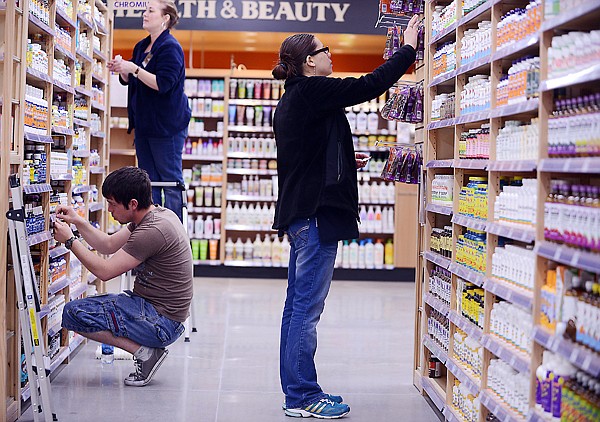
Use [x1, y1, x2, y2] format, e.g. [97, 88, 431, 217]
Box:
[335, 241, 343, 268]
[358, 240, 366, 269]
[234, 238, 244, 260]
[374, 206, 383, 232]
[204, 215, 214, 237]
[194, 216, 204, 238]
[262, 234, 272, 265]
[341, 240, 350, 269]
[188, 216, 195, 237]
[253, 233, 263, 264]
[244, 238, 254, 261]
[271, 236, 282, 267]
[365, 239, 375, 269]
[374, 239, 384, 269]
[349, 239, 359, 269]
[226, 202, 234, 224]
[281, 235, 290, 267]
[367, 206, 375, 233]
[225, 238, 234, 261]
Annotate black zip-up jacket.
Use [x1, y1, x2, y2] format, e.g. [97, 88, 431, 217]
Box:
[272, 45, 416, 231]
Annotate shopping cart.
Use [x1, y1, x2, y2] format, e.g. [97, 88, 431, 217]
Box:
[120, 181, 197, 342]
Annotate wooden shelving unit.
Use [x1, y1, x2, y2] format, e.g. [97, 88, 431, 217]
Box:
[414, 1, 600, 421]
[1, 0, 113, 419]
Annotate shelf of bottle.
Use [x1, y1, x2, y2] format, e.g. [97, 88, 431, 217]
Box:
[191, 112, 224, 119]
[188, 132, 224, 138]
[50, 173, 73, 182]
[228, 98, 279, 106]
[90, 166, 105, 175]
[193, 260, 222, 266]
[89, 202, 104, 212]
[358, 200, 394, 205]
[452, 214, 487, 231]
[487, 221, 536, 244]
[224, 225, 274, 232]
[76, 49, 93, 64]
[542, 2, 600, 32]
[190, 234, 220, 241]
[73, 185, 91, 194]
[56, 7, 76, 27]
[227, 168, 277, 176]
[39, 304, 51, 319]
[430, 21, 458, 46]
[482, 277, 533, 310]
[54, 79, 75, 95]
[487, 160, 537, 172]
[91, 131, 106, 138]
[458, 54, 493, 79]
[227, 194, 276, 202]
[188, 181, 222, 187]
[422, 334, 449, 365]
[75, 86, 92, 97]
[421, 377, 446, 413]
[23, 183, 52, 194]
[73, 117, 91, 127]
[49, 245, 69, 259]
[527, 408, 549, 422]
[188, 206, 221, 214]
[481, 334, 530, 374]
[77, 12, 94, 29]
[426, 159, 454, 168]
[541, 62, 600, 92]
[493, 34, 540, 63]
[480, 390, 526, 422]
[427, 118, 456, 131]
[92, 48, 107, 62]
[54, 43, 75, 62]
[228, 152, 277, 159]
[458, 0, 501, 28]
[454, 159, 489, 170]
[423, 251, 452, 269]
[111, 149, 136, 156]
[72, 149, 90, 158]
[223, 260, 287, 268]
[539, 157, 600, 174]
[70, 282, 87, 300]
[426, 203, 453, 216]
[423, 292, 450, 317]
[26, 66, 52, 84]
[443, 406, 466, 422]
[536, 241, 600, 275]
[92, 73, 107, 85]
[446, 357, 481, 398]
[48, 274, 76, 296]
[182, 154, 223, 162]
[455, 109, 491, 125]
[187, 93, 225, 100]
[228, 125, 273, 133]
[532, 326, 600, 377]
[48, 321, 63, 338]
[429, 69, 457, 88]
[91, 101, 106, 112]
[448, 262, 486, 287]
[52, 125, 74, 136]
[491, 98, 539, 119]
[29, 12, 55, 36]
[448, 310, 483, 342]
[95, 20, 108, 35]
[27, 230, 52, 247]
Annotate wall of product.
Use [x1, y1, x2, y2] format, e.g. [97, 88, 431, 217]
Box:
[1, 0, 112, 417]
[112, 68, 421, 271]
[415, 0, 600, 422]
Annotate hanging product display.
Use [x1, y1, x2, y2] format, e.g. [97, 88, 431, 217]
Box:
[381, 145, 422, 184]
[381, 82, 424, 124]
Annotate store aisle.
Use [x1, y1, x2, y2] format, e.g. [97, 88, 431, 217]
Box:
[19, 278, 440, 422]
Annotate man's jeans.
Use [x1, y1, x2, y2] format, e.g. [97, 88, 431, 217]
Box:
[280, 217, 338, 409]
[62, 291, 184, 348]
[135, 128, 187, 222]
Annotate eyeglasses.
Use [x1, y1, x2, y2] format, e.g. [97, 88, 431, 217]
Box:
[308, 46, 330, 56]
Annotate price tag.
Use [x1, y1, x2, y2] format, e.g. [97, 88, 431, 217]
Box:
[509, 355, 517, 368]
[507, 227, 515, 239]
[553, 246, 562, 262]
[570, 250, 580, 268]
[582, 355, 593, 373]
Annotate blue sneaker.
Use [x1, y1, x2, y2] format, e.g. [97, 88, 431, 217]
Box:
[282, 394, 343, 412]
[285, 398, 350, 419]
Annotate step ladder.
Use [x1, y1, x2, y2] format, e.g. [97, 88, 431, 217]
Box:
[7, 175, 58, 422]
[120, 181, 197, 341]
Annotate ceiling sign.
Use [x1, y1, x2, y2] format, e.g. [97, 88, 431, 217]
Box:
[113, 0, 385, 35]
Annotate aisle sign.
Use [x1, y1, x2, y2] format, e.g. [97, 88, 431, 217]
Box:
[113, 1, 384, 35]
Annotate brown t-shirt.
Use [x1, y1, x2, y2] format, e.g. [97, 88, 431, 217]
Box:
[123, 206, 193, 322]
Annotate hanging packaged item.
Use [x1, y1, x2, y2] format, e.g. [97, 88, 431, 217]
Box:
[381, 145, 422, 185]
[381, 83, 424, 124]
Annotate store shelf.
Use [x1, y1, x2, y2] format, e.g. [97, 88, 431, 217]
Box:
[541, 1, 600, 32]
[539, 157, 600, 174]
[227, 194, 275, 202]
[193, 260, 222, 266]
[48, 321, 62, 338]
[189, 181, 223, 188]
[481, 334, 530, 374]
[423, 251, 451, 269]
[453, 159, 488, 169]
[423, 335, 448, 364]
[227, 168, 277, 176]
[189, 206, 221, 214]
[225, 225, 275, 232]
[228, 152, 276, 159]
[89, 202, 104, 212]
[421, 378, 446, 413]
[191, 112, 225, 119]
[77, 12, 94, 29]
[190, 234, 221, 241]
[26, 66, 52, 84]
[541, 62, 600, 91]
[91, 131, 106, 138]
[427, 118, 456, 130]
[480, 390, 525, 422]
[49, 245, 69, 259]
[56, 7, 76, 27]
[532, 326, 600, 377]
[227, 98, 279, 106]
[48, 275, 72, 295]
[24, 132, 53, 143]
[490, 99, 539, 119]
[536, 241, 600, 274]
[448, 263, 486, 287]
[452, 214, 487, 231]
[92, 73, 107, 85]
[454, 109, 491, 125]
[90, 166, 105, 174]
[527, 408, 549, 422]
[27, 230, 52, 247]
[458, 0, 500, 27]
[87, 272, 97, 284]
[492, 34, 539, 62]
[53, 79, 75, 95]
[28, 13, 55, 36]
[51, 173, 73, 181]
[91, 101, 106, 112]
[426, 160, 454, 168]
[446, 357, 480, 397]
[23, 183, 52, 194]
[93, 48, 108, 62]
[430, 21, 458, 46]
[423, 292, 450, 316]
[182, 154, 223, 161]
[73, 117, 91, 127]
[52, 125, 75, 136]
[425, 203, 453, 216]
[75, 86, 92, 97]
[443, 406, 465, 422]
[70, 283, 87, 300]
[455, 54, 492, 78]
[228, 125, 273, 133]
[429, 70, 458, 88]
[448, 310, 483, 341]
[487, 221, 535, 243]
[482, 277, 533, 310]
[73, 149, 90, 158]
[73, 185, 91, 194]
[487, 160, 537, 172]
[54, 44, 75, 62]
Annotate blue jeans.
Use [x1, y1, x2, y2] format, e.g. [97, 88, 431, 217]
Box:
[280, 217, 338, 409]
[135, 128, 187, 222]
[62, 291, 184, 348]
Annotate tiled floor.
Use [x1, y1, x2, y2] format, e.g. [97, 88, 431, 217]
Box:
[18, 278, 441, 422]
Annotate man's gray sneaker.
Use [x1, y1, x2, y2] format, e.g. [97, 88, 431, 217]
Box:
[124, 348, 168, 387]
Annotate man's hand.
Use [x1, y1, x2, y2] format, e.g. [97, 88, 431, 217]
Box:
[55, 205, 82, 225]
[355, 152, 371, 169]
[53, 219, 74, 244]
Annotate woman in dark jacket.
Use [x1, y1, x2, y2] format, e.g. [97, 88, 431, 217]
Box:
[108, 0, 190, 221]
[272, 14, 419, 419]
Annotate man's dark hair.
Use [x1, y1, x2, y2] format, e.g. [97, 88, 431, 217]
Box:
[102, 166, 153, 209]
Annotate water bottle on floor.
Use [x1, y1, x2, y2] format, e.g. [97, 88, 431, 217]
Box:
[101, 343, 114, 364]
